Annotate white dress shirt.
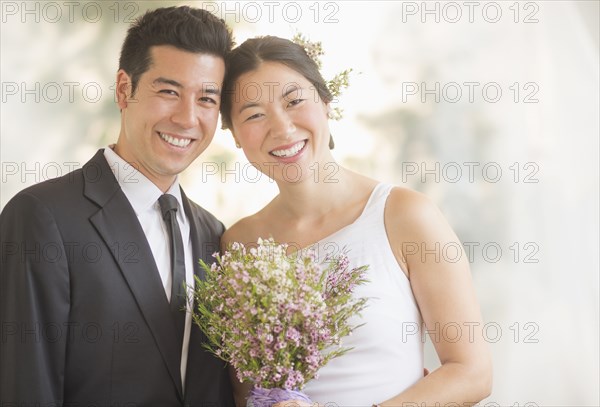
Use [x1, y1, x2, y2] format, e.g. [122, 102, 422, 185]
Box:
[104, 146, 194, 390]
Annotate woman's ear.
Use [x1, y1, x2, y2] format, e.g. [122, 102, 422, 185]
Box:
[115, 69, 132, 110]
[232, 135, 241, 149]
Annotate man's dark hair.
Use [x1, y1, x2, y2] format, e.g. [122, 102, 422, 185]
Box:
[119, 6, 233, 96]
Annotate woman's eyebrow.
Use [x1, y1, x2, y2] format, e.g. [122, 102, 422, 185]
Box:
[282, 85, 302, 99]
[237, 85, 304, 114]
[238, 102, 260, 114]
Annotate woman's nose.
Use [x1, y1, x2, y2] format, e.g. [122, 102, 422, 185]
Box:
[270, 111, 296, 138]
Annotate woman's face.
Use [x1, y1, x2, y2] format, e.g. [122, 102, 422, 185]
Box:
[229, 61, 331, 184]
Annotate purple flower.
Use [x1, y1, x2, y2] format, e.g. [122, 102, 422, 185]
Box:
[192, 239, 368, 390]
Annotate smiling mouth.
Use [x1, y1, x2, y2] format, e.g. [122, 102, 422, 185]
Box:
[158, 132, 193, 148]
[270, 140, 307, 158]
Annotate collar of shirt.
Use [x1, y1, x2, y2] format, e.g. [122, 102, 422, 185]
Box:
[103, 146, 186, 224]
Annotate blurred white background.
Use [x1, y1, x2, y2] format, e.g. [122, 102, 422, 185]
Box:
[1, 1, 598, 405]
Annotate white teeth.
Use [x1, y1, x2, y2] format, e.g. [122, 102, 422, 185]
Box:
[271, 140, 306, 157]
[160, 133, 191, 148]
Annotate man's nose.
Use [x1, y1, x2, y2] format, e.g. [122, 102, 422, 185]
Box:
[171, 99, 198, 129]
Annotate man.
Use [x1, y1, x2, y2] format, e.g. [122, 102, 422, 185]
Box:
[0, 6, 235, 405]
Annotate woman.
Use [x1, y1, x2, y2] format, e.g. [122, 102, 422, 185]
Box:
[220, 36, 492, 406]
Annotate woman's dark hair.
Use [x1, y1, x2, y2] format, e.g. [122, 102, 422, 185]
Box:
[119, 6, 233, 96]
[220, 36, 332, 130]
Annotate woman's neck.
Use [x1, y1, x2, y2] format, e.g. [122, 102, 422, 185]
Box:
[272, 165, 362, 221]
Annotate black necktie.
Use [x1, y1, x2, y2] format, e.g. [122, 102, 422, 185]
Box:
[158, 194, 186, 352]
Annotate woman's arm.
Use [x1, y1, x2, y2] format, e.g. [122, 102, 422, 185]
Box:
[381, 187, 493, 406]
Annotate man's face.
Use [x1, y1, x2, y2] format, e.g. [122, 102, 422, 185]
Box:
[115, 45, 225, 191]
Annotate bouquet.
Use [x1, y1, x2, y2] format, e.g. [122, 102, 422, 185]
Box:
[192, 238, 368, 407]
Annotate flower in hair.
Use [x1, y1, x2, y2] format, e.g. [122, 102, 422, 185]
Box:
[292, 33, 324, 69]
[327, 69, 353, 120]
[292, 33, 353, 120]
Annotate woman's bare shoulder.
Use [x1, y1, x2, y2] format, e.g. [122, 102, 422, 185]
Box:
[222, 216, 260, 249]
[386, 185, 461, 259]
[387, 185, 445, 231]
[221, 206, 275, 250]
[386, 185, 458, 249]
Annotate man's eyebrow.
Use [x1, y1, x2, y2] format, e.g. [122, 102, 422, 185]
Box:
[153, 77, 221, 95]
[152, 77, 182, 88]
[204, 85, 221, 96]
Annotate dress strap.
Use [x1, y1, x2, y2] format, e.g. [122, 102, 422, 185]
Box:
[358, 183, 394, 220]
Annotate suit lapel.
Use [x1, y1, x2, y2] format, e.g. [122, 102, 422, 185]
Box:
[181, 189, 208, 282]
[83, 150, 184, 399]
[181, 189, 212, 396]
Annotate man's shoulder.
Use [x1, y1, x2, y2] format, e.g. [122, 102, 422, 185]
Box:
[5, 167, 84, 208]
[1, 150, 107, 216]
[0, 167, 89, 234]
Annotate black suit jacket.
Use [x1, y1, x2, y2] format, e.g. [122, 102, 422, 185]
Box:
[0, 150, 234, 406]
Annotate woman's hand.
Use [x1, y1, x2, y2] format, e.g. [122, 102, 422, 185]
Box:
[272, 401, 318, 407]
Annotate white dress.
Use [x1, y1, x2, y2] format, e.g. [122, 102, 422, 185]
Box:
[302, 183, 424, 406]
